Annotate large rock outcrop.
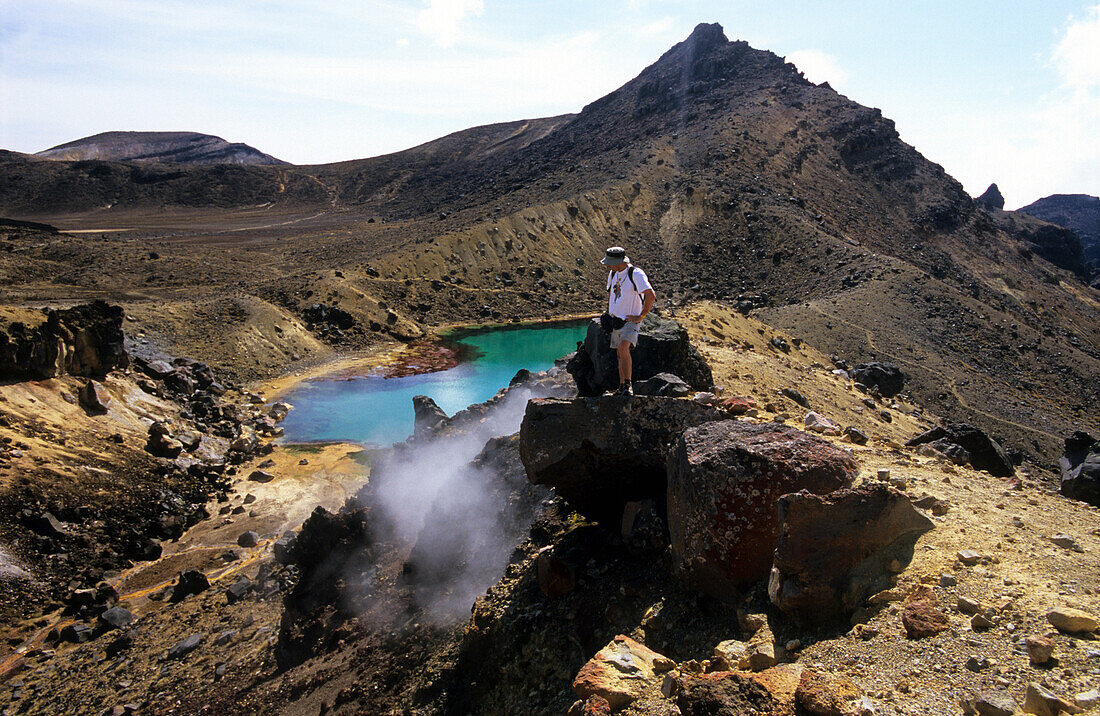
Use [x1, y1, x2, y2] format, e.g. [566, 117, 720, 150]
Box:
[566, 315, 712, 396]
[768, 484, 935, 621]
[975, 183, 1005, 211]
[519, 396, 722, 523]
[0, 301, 128, 380]
[1060, 431, 1100, 506]
[666, 421, 858, 597]
[905, 423, 1014, 477]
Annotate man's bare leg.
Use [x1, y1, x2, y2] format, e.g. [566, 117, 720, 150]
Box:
[617, 340, 632, 384]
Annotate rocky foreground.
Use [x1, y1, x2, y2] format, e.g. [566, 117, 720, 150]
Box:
[0, 307, 1097, 716]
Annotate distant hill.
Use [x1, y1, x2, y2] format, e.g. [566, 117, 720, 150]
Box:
[1018, 194, 1100, 273]
[0, 150, 41, 163]
[35, 131, 288, 166]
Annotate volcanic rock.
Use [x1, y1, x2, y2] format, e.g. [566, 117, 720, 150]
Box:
[975, 183, 1005, 211]
[768, 484, 935, 620]
[1047, 607, 1098, 634]
[170, 569, 210, 602]
[0, 301, 128, 380]
[1023, 682, 1081, 716]
[78, 380, 111, 414]
[632, 372, 691, 396]
[848, 362, 905, 398]
[667, 420, 858, 596]
[97, 607, 135, 632]
[566, 315, 712, 396]
[519, 396, 722, 522]
[906, 423, 1014, 477]
[237, 531, 259, 548]
[166, 633, 204, 660]
[572, 635, 673, 710]
[677, 671, 779, 715]
[412, 394, 448, 439]
[1059, 431, 1100, 506]
[902, 599, 949, 639]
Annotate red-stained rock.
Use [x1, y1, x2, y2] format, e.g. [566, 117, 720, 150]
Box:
[573, 635, 674, 710]
[567, 694, 612, 716]
[795, 669, 863, 715]
[720, 396, 758, 415]
[667, 421, 858, 596]
[901, 600, 950, 639]
[536, 547, 575, 599]
[768, 484, 934, 621]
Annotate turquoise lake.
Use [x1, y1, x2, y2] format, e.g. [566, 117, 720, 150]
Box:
[280, 321, 588, 446]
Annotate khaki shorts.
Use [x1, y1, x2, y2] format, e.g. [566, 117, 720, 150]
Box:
[610, 320, 640, 347]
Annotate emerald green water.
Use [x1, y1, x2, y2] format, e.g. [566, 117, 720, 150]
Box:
[280, 321, 587, 446]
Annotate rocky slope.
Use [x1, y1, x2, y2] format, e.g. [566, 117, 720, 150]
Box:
[35, 131, 288, 166]
[1018, 194, 1100, 277]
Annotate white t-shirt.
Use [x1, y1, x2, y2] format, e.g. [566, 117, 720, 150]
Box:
[607, 265, 653, 318]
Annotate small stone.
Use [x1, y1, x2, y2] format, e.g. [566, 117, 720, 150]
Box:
[888, 475, 907, 490]
[1026, 635, 1055, 665]
[971, 613, 994, 630]
[1075, 690, 1100, 709]
[243, 494, 256, 505]
[712, 640, 748, 669]
[165, 633, 204, 660]
[1047, 607, 1099, 634]
[974, 689, 1017, 716]
[1023, 681, 1082, 716]
[248, 470, 274, 483]
[1049, 534, 1084, 552]
[959, 596, 982, 614]
[958, 550, 982, 565]
[237, 531, 259, 548]
[902, 600, 950, 639]
[965, 655, 991, 672]
[298, 458, 309, 465]
[877, 468, 891, 481]
[214, 630, 237, 646]
[97, 607, 135, 632]
[660, 673, 677, 698]
[941, 573, 958, 587]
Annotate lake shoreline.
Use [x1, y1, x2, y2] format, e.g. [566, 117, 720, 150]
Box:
[255, 314, 594, 400]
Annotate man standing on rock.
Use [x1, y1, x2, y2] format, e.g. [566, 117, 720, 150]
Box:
[601, 246, 656, 396]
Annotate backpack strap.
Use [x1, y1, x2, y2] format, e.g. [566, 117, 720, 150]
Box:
[608, 266, 640, 294]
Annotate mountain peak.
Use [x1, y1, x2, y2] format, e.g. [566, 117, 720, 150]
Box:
[36, 131, 287, 166]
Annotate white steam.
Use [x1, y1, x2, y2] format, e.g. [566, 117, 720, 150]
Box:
[364, 376, 564, 622]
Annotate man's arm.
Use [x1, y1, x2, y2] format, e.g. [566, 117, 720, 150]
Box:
[628, 289, 656, 323]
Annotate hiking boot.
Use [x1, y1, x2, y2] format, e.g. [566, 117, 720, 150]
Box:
[615, 381, 633, 396]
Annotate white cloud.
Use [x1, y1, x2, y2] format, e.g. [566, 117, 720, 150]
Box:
[784, 49, 850, 89]
[416, 0, 484, 48]
[1053, 4, 1100, 92]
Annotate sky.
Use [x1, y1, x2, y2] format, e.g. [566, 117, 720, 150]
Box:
[1, 1, 1098, 209]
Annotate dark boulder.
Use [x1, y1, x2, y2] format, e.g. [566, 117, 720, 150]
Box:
[566, 315, 712, 396]
[632, 372, 691, 397]
[519, 396, 723, 523]
[166, 633, 204, 660]
[848, 362, 905, 397]
[225, 576, 253, 604]
[1060, 431, 1100, 505]
[667, 421, 858, 596]
[768, 485, 935, 621]
[170, 569, 210, 602]
[0, 301, 128, 380]
[975, 183, 1005, 211]
[906, 423, 1014, 476]
[97, 606, 135, 632]
[677, 671, 778, 716]
[276, 505, 372, 669]
[412, 394, 448, 439]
